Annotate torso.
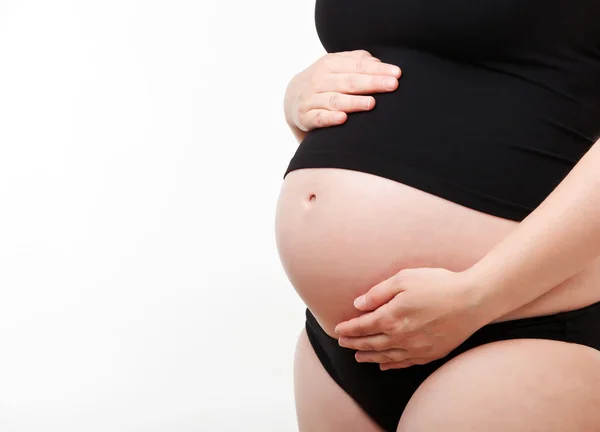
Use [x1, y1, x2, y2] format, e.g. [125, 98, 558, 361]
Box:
[276, 168, 600, 338]
[277, 1, 600, 338]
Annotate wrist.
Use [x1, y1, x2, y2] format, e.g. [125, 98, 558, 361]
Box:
[458, 268, 508, 326]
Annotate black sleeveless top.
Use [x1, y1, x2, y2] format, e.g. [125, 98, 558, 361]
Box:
[283, 1, 600, 221]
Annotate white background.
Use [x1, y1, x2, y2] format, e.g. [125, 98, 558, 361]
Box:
[0, 1, 322, 430]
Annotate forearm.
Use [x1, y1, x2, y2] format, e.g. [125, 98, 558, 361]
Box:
[464, 137, 600, 323]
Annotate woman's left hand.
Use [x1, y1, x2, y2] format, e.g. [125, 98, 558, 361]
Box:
[334, 267, 490, 370]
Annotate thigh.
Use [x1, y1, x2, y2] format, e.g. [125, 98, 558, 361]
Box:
[397, 339, 600, 432]
[294, 328, 383, 432]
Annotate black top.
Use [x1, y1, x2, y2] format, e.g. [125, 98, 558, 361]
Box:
[284, 0, 600, 221]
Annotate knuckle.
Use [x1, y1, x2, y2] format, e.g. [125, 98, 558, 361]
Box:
[313, 111, 324, 127]
[355, 57, 367, 74]
[357, 321, 369, 336]
[372, 315, 385, 328]
[345, 75, 356, 92]
[373, 75, 386, 90]
[328, 93, 338, 109]
[379, 316, 396, 332]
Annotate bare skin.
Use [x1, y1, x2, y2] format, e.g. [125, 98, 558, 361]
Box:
[279, 169, 600, 431]
[276, 168, 600, 338]
[294, 327, 600, 432]
[277, 49, 600, 431]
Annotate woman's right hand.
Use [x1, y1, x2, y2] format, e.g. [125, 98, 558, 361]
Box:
[284, 49, 402, 135]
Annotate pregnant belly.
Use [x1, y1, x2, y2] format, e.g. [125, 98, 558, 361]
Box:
[275, 168, 600, 338]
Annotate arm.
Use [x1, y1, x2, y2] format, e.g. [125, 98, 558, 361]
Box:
[334, 136, 600, 368]
[334, 137, 600, 369]
[465, 137, 600, 323]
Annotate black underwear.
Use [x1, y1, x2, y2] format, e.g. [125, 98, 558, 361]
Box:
[305, 301, 600, 431]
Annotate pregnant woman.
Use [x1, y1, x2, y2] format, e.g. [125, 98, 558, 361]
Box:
[275, 2, 600, 431]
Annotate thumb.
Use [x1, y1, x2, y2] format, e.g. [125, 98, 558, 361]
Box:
[354, 272, 406, 311]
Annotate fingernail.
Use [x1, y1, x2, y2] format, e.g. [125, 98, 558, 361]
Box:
[354, 295, 366, 309]
[390, 66, 401, 76]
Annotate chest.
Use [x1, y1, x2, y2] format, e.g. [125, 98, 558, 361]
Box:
[315, 0, 591, 59]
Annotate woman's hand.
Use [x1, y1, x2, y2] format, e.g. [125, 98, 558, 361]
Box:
[334, 267, 490, 370]
[284, 49, 401, 134]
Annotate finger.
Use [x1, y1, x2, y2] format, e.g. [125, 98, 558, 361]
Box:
[355, 349, 409, 364]
[323, 55, 401, 77]
[317, 73, 399, 95]
[335, 313, 376, 337]
[354, 274, 405, 312]
[301, 109, 347, 130]
[335, 302, 394, 336]
[305, 92, 376, 113]
[338, 333, 391, 351]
